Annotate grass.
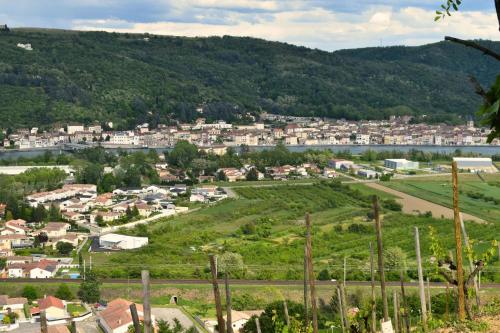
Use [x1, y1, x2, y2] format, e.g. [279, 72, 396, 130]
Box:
[85, 179, 500, 283]
[384, 173, 500, 222]
[66, 303, 87, 316]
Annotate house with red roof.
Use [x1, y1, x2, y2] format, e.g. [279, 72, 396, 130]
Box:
[98, 298, 155, 333]
[36, 295, 67, 319]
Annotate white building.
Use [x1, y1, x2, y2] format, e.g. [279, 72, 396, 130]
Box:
[67, 124, 85, 135]
[328, 159, 354, 170]
[384, 159, 419, 170]
[453, 157, 496, 173]
[99, 233, 148, 250]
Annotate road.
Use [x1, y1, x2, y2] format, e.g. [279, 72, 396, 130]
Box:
[365, 182, 485, 223]
[2, 278, 500, 288]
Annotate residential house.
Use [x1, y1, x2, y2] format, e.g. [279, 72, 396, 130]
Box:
[217, 168, 245, 182]
[37, 295, 66, 319]
[98, 298, 155, 333]
[0, 203, 5, 218]
[39, 222, 71, 238]
[0, 295, 27, 310]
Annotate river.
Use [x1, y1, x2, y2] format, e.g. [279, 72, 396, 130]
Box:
[0, 144, 498, 161]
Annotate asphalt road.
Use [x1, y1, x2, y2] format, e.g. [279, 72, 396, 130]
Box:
[2, 278, 500, 288]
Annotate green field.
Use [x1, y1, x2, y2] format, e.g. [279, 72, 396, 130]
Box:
[87, 180, 500, 283]
[384, 173, 500, 222]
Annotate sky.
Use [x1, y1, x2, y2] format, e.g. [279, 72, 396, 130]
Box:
[0, 0, 498, 51]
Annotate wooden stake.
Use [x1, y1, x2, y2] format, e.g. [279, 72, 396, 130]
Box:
[373, 196, 389, 322]
[305, 213, 319, 333]
[400, 271, 410, 333]
[141, 270, 152, 333]
[209, 255, 226, 333]
[337, 286, 346, 333]
[40, 310, 48, 333]
[445, 282, 450, 321]
[70, 321, 77, 333]
[460, 213, 481, 309]
[283, 300, 290, 328]
[130, 303, 141, 333]
[340, 281, 349, 330]
[452, 161, 466, 321]
[393, 291, 399, 333]
[255, 317, 262, 333]
[414, 227, 428, 329]
[426, 277, 432, 317]
[304, 245, 309, 329]
[225, 272, 234, 333]
[343, 256, 347, 285]
[370, 242, 377, 333]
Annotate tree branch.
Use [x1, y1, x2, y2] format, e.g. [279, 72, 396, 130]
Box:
[468, 76, 488, 100]
[445, 36, 500, 61]
[496, 0, 500, 32]
[439, 269, 457, 286]
[466, 260, 484, 287]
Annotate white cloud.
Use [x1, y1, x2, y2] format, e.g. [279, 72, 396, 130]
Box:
[71, 6, 498, 51]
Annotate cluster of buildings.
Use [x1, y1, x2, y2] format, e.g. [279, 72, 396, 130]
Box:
[190, 185, 228, 203]
[2, 115, 498, 150]
[0, 218, 81, 278]
[25, 183, 177, 226]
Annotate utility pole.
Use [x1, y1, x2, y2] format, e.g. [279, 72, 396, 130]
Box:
[370, 242, 376, 333]
[452, 161, 466, 321]
[414, 227, 427, 330]
[130, 303, 142, 333]
[305, 213, 319, 333]
[225, 272, 234, 333]
[373, 196, 389, 322]
[460, 213, 481, 309]
[209, 255, 226, 333]
[142, 270, 152, 333]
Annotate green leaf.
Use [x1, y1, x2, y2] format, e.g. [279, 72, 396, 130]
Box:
[452, 3, 458, 10]
[434, 16, 441, 21]
[436, 10, 442, 15]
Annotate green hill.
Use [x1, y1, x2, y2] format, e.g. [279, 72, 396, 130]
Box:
[0, 28, 499, 129]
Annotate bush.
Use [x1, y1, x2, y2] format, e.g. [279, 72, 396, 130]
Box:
[55, 283, 74, 300]
[347, 223, 371, 234]
[383, 199, 402, 211]
[317, 269, 331, 281]
[21, 285, 39, 302]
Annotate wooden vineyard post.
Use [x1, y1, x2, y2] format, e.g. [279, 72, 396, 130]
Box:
[373, 196, 389, 322]
[225, 272, 234, 333]
[141, 270, 152, 333]
[283, 301, 290, 328]
[340, 281, 349, 330]
[305, 213, 319, 333]
[40, 310, 48, 333]
[337, 286, 346, 333]
[400, 271, 410, 333]
[210, 255, 226, 333]
[426, 277, 432, 317]
[370, 242, 377, 333]
[414, 227, 428, 330]
[452, 161, 466, 321]
[304, 245, 309, 329]
[130, 303, 141, 333]
[393, 291, 399, 333]
[255, 317, 262, 333]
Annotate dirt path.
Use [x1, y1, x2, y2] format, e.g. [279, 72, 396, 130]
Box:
[365, 182, 485, 223]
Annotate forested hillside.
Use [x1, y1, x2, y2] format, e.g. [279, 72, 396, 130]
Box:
[0, 28, 499, 129]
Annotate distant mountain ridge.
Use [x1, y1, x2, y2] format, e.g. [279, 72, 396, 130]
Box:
[0, 28, 499, 129]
